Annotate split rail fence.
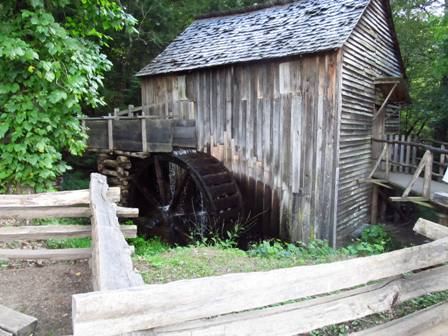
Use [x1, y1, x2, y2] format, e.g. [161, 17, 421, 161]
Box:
[2, 174, 448, 335]
[72, 217, 448, 336]
[0, 173, 140, 283]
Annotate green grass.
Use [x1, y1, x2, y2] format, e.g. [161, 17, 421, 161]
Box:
[46, 237, 91, 249]
[129, 237, 352, 284]
[32, 217, 90, 226]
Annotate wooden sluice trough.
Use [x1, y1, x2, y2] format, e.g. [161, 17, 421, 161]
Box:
[82, 105, 197, 154]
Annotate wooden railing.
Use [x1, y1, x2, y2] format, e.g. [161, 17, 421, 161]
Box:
[368, 135, 448, 203]
[373, 134, 448, 181]
[72, 218, 448, 336]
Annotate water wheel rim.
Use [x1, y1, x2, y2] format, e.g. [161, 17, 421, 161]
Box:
[131, 151, 244, 242]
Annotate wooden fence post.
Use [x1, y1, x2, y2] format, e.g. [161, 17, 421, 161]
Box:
[89, 173, 143, 291]
[423, 151, 433, 199]
[440, 144, 446, 181]
[128, 104, 134, 117]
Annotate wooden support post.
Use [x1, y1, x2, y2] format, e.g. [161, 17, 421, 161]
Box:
[371, 184, 379, 225]
[440, 144, 446, 181]
[107, 113, 113, 151]
[141, 107, 148, 153]
[385, 144, 390, 180]
[399, 134, 405, 173]
[405, 135, 411, 174]
[113, 107, 119, 118]
[423, 151, 433, 199]
[128, 104, 134, 117]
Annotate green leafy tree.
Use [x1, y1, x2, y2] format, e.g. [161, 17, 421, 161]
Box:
[392, 0, 448, 139]
[0, 0, 136, 192]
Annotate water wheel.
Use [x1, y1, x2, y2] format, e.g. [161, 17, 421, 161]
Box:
[131, 151, 244, 243]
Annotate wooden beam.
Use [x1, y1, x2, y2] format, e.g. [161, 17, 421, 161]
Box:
[368, 144, 388, 179]
[414, 218, 448, 240]
[0, 225, 137, 242]
[373, 82, 399, 121]
[0, 205, 138, 219]
[0, 248, 91, 261]
[352, 302, 448, 336]
[125, 265, 448, 336]
[390, 197, 428, 202]
[434, 192, 448, 207]
[89, 173, 143, 292]
[0, 188, 120, 208]
[403, 150, 431, 198]
[389, 197, 434, 209]
[0, 304, 37, 336]
[73, 235, 448, 336]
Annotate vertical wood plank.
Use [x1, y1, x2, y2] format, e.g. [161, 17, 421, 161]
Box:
[141, 107, 148, 153]
[423, 152, 433, 199]
[405, 135, 411, 174]
[399, 134, 405, 173]
[108, 113, 113, 151]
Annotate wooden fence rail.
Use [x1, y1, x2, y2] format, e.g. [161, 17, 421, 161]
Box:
[72, 218, 448, 336]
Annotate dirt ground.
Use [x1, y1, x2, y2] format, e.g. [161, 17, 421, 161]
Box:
[0, 260, 92, 336]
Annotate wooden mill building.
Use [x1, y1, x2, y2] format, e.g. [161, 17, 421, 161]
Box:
[136, 0, 408, 245]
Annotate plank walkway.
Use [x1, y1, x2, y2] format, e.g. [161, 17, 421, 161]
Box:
[374, 170, 448, 207]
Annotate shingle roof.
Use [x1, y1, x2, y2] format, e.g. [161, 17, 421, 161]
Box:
[137, 0, 371, 77]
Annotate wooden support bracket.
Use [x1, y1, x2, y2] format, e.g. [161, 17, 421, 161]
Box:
[390, 196, 434, 208]
[373, 82, 399, 121]
[367, 143, 389, 179]
[402, 150, 433, 198]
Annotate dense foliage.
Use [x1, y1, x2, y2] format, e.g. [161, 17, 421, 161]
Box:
[392, 0, 448, 139]
[0, 0, 135, 191]
[1, 0, 447, 190]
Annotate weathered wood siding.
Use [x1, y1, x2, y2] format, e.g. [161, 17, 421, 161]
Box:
[338, 0, 403, 238]
[141, 52, 340, 242]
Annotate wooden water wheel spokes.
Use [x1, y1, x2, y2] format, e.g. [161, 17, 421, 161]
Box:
[132, 151, 244, 243]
